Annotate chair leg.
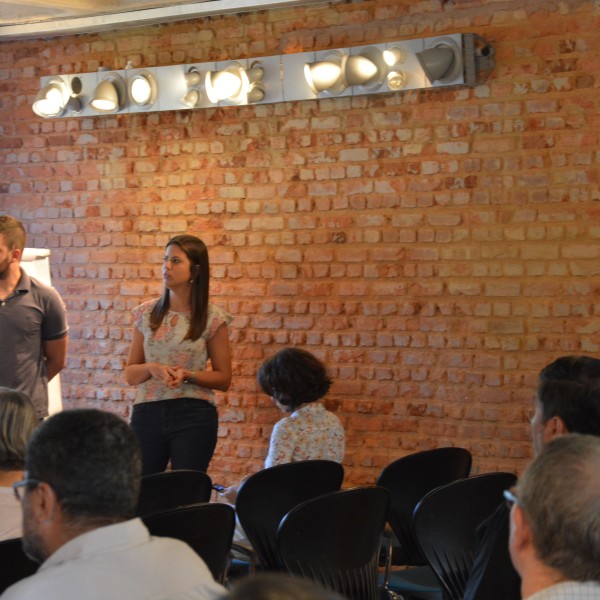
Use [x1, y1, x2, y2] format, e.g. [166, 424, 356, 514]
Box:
[380, 587, 405, 600]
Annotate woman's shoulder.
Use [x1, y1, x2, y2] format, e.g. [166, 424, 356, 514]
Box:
[132, 298, 160, 323]
[133, 298, 160, 312]
[207, 302, 232, 322]
[205, 303, 233, 337]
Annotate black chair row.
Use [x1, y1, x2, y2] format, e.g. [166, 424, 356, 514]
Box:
[130, 455, 517, 600]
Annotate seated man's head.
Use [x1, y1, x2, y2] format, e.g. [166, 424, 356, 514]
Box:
[539, 355, 600, 383]
[0, 388, 38, 473]
[508, 434, 600, 593]
[530, 380, 600, 455]
[257, 348, 331, 413]
[17, 409, 141, 563]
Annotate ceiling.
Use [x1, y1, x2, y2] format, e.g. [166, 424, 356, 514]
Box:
[0, 0, 329, 39]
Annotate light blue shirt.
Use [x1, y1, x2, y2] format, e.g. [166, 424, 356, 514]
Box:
[526, 581, 600, 600]
[1, 518, 225, 600]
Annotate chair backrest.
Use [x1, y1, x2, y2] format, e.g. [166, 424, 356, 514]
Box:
[277, 486, 390, 600]
[413, 471, 517, 600]
[0, 537, 38, 594]
[143, 502, 235, 584]
[137, 469, 213, 517]
[376, 447, 472, 566]
[235, 460, 344, 571]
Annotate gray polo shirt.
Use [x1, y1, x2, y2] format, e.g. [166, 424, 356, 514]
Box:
[0, 269, 68, 416]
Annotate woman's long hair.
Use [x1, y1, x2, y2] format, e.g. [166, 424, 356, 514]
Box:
[149, 235, 209, 341]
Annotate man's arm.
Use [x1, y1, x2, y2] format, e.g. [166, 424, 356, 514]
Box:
[43, 336, 68, 381]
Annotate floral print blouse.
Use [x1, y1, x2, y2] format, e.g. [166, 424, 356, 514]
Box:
[264, 402, 345, 468]
[132, 299, 231, 405]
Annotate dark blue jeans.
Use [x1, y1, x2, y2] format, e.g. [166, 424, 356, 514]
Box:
[131, 398, 218, 475]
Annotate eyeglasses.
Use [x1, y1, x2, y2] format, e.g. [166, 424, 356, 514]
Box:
[503, 488, 520, 510]
[12, 478, 42, 502]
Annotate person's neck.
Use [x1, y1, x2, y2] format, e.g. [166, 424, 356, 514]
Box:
[0, 469, 23, 487]
[168, 288, 191, 312]
[0, 265, 21, 301]
[521, 561, 566, 599]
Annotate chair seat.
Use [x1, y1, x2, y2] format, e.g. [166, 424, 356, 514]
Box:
[380, 566, 444, 600]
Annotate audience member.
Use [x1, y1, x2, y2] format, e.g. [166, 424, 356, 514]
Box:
[508, 434, 600, 599]
[222, 574, 348, 600]
[221, 348, 345, 502]
[0, 388, 38, 541]
[258, 347, 345, 468]
[463, 356, 600, 600]
[0, 215, 68, 418]
[1, 409, 225, 600]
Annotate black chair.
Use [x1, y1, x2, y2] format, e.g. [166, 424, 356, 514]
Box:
[377, 447, 472, 566]
[376, 448, 472, 600]
[137, 469, 213, 517]
[235, 460, 344, 571]
[143, 502, 235, 584]
[277, 486, 390, 600]
[413, 472, 518, 600]
[0, 537, 38, 594]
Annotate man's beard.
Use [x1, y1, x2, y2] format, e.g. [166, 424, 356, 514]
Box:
[21, 510, 49, 564]
[0, 256, 11, 280]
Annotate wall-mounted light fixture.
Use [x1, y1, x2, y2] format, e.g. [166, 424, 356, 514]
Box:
[416, 37, 462, 83]
[32, 76, 83, 117]
[128, 71, 158, 108]
[304, 47, 387, 95]
[205, 61, 265, 104]
[33, 33, 494, 118]
[181, 67, 202, 107]
[89, 73, 126, 113]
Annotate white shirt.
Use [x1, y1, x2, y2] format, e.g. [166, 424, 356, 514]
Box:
[1, 518, 226, 600]
[525, 581, 600, 600]
[0, 486, 21, 541]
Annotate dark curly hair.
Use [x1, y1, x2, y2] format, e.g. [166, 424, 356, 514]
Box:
[257, 348, 331, 412]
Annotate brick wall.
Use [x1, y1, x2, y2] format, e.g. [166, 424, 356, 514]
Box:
[1, 0, 599, 485]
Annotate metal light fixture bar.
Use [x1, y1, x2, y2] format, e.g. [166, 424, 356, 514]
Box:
[32, 33, 494, 119]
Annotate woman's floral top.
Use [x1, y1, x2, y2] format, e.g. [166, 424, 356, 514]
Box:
[132, 299, 231, 405]
[264, 403, 345, 467]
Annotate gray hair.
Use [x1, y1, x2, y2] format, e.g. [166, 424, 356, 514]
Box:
[26, 409, 141, 525]
[222, 574, 348, 600]
[516, 434, 600, 582]
[0, 388, 38, 471]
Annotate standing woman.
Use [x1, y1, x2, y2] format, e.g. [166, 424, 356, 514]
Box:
[125, 235, 232, 475]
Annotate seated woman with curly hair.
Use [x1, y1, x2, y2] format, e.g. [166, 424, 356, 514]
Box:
[258, 347, 345, 467]
[221, 348, 345, 502]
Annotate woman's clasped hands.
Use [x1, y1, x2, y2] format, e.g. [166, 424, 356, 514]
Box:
[148, 363, 187, 388]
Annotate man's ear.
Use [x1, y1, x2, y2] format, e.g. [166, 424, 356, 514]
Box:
[29, 482, 59, 524]
[511, 504, 533, 555]
[543, 415, 568, 443]
[10, 248, 22, 263]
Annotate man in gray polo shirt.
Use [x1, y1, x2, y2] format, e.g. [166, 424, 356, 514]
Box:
[0, 216, 67, 417]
